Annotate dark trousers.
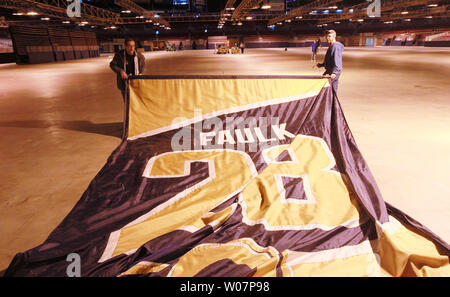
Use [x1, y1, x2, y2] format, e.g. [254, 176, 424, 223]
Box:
[331, 75, 340, 95]
[120, 88, 129, 139]
[324, 72, 340, 95]
[121, 90, 127, 103]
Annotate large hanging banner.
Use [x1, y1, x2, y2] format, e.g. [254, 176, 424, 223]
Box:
[5, 76, 449, 277]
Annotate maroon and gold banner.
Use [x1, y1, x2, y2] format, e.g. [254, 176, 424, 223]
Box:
[5, 76, 449, 277]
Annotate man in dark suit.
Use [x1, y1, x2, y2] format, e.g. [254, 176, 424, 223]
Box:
[110, 38, 145, 102]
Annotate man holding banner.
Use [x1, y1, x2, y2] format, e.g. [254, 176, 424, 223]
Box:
[109, 38, 145, 101]
[317, 30, 344, 95]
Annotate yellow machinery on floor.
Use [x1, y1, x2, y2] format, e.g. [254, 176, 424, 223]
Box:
[215, 43, 229, 54]
[230, 46, 240, 54]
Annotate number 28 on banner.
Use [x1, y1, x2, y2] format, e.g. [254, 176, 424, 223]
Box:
[103, 134, 362, 276]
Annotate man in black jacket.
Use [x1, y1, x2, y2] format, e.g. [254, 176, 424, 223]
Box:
[317, 30, 344, 95]
[109, 38, 145, 101]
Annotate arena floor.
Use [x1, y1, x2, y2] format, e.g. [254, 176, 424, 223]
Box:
[0, 46, 449, 272]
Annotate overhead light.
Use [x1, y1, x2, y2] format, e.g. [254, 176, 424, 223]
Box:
[276, 22, 282, 25]
[27, 11, 39, 16]
[13, 12, 24, 15]
[405, 19, 411, 22]
[261, 5, 271, 9]
[110, 26, 117, 29]
[41, 17, 50, 21]
[62, 21, 70, 23]
[428, 4, 438, 7]
[295, 16, 303, 19]
[426, 16, 433, 19]
[348, 9, 354, 13]
[81, 21, 88, 24]
[285, 19, 291, 23]
[237, 21, 242, 26]
[401, 11, 409, 15]
[246, 16, 253, 20]
[136, 16, 144, 19]
[334, 21, 340, 24]
[323, 10, 329, 14]
[329, 6, 338, 9]
[358, 19, 364, 22]
[121, 10, 131, 13]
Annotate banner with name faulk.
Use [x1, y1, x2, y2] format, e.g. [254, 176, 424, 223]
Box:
[6, 76, 450, 276]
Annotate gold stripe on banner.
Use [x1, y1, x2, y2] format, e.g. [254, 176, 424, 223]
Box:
[280, 241, 387, 277]
[167, 238, 279, 277]
[128, 78, 328, 139]
[119, 261, 169, 276]
[377, 217, 450, 276]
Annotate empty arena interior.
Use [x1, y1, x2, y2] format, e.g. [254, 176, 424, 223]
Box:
[0, 0, 449, 275]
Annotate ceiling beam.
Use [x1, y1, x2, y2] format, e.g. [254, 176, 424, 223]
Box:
[315, 0, 447, 25]
[114, 0, 169, 27]
[268, 0, 342, 26]
[231, 0, 264, 20]
[0, 0, 120, 25]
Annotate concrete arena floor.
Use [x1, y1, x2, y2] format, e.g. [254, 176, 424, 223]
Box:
[0, 47, 449, 272]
